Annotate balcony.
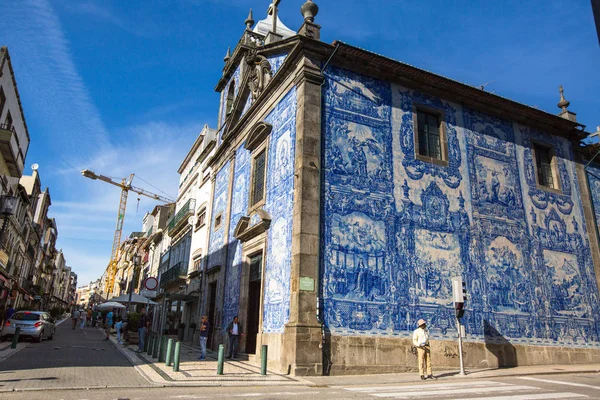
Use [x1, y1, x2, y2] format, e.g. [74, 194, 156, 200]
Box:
[166, 198, 196, 234]
[160, 261, 188, 288]
[0, 123, 24, 177]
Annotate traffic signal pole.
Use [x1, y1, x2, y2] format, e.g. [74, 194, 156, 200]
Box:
[456, 316, 466, 376]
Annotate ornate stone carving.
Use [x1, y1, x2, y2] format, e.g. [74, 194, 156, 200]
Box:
[246, 53, 273, 101]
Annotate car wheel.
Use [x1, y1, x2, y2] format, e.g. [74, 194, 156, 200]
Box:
[35, 332, 43, 343]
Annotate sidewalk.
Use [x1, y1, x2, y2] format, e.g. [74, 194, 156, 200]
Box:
[302, 363, 600, 387]
[109, 331, 600, 388]
[110, 333, 304, 387]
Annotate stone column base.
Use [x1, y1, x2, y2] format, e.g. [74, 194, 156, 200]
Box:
[282, 323, 323, 376]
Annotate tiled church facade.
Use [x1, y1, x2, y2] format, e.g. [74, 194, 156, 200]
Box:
[200, 2, 600, 376]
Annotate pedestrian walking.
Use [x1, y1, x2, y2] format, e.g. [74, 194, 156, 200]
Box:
[198, 315, 210, 360]
[87, 309, 92, 326]
[412, 318, 436, 380]
[80, 309, 87, 330]
[136, 308, 149, 352]
[104, 309, 114, 340]
[115, 316, 124, 344]
[71, 309, 81, 330]
[226, 316, 243, 359]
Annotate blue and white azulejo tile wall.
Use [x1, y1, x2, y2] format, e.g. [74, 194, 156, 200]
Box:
[321, 65, 600, 347]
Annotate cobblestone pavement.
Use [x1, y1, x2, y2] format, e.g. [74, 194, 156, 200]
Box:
[0, 318, 150, 392]
[113, 334, 303, 387]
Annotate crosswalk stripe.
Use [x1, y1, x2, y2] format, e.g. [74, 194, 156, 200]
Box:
[369, 385, 539, 398]
[463, 392, 587, 400]
[342, 380, 507, 392]
[518, 377, 600, 390]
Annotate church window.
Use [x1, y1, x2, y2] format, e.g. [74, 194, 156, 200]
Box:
[214, 213, 223, 230]
[225, 81, 235, 116]
[414, 107, 447, 165]
[250, 149, 267, 208]
[533, 143, 559, 191]
[414, 108, 445, 161]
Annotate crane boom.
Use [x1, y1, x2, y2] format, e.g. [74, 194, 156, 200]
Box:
[81, 169, 174, 298]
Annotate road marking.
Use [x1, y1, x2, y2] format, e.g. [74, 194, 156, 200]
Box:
[369, 385, 540, 397]
[518, 377, 600, 390]
[466, 393, 587, 400]
[343, 380, 509, 392]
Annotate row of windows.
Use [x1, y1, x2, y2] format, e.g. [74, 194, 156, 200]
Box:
[414, 108, 560, 191]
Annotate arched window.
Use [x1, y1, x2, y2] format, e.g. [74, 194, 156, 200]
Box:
[226, 81, 235, 116]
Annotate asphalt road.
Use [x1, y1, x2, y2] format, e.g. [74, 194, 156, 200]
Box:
[0, 318, 149, 392]
[0, 372, 598, 399]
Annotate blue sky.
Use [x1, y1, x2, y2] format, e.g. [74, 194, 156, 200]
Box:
[0, 0, 598, 287]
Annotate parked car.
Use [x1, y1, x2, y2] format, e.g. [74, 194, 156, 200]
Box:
[0, 311, 56, 343]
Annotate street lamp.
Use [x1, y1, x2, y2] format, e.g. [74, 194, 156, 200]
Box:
[127, 254, 141, 312]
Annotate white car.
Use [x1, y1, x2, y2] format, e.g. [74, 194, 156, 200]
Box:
[1, 311, 56, 342]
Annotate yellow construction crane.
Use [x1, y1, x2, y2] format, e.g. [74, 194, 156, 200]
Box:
[81, 169, 174, 298]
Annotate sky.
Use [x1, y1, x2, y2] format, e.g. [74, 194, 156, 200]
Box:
[0, 0, 598, 288]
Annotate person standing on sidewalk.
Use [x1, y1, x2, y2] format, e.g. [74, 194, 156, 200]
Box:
[104, 309, 114, 340]
[136, 308, 149, 352]
[226, 316, 243, 359]
[198, 315, 210, 360]
[71, 309, 81, 330]
[412, 318, 436, 380]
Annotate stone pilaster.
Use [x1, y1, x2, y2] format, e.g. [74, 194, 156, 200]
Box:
[282, 56, 324, 376]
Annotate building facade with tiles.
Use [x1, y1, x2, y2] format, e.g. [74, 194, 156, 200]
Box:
[198, 1, 600, 375]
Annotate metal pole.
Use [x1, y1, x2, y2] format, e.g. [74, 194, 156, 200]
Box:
[217, 344, 224, 375]
[173, 341, 181, 372]
[457, 317, 466, 376]
[11, 327, 20, 349]
[147, 333, 154, 354]
[166, 338, 174, 366]
[260, 344, 268, 375]
[159, 335, 167, 362]
[152, 333, 160, 358]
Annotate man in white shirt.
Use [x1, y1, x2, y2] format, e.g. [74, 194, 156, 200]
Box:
[226, 316, 244, 359]
[412, 318, 435, 380]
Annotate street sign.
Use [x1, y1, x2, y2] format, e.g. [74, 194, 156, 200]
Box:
[140, 289, 157, 298]
[143, 277, 158, 291]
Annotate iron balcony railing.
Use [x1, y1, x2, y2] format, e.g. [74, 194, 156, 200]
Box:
[159, 261, 188, 287]
[166, 198, 196, 233]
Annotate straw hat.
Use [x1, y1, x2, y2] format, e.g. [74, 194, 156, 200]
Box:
[417, 319, 426, 327]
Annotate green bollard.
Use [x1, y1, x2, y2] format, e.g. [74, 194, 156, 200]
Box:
[217, 344, 224, 375]
[159, 336, 167, 362]
[152, 335, 160, 358]
[147, 334, 154, 355]
[165, 338, 174, 366]
[260, 344, 268, 375]
[173, 341, 181, 372]
[11, 327, 20, 349]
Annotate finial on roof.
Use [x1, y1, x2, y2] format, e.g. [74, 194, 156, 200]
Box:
[224, 47, 231, 63]
[557, 85, 570, 112]
[301, 0, 319, 23]
[245, 9, 254, 30]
